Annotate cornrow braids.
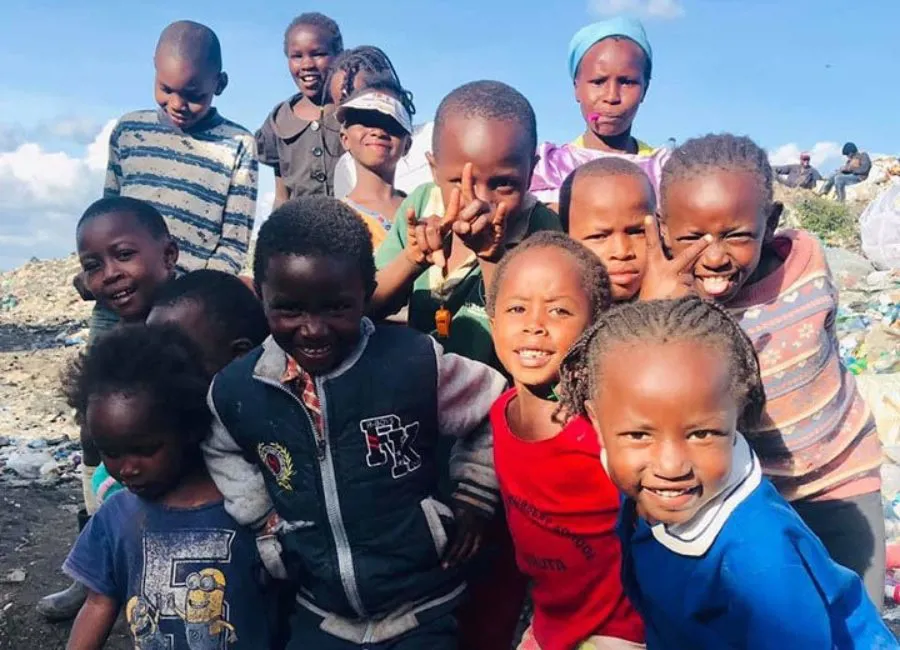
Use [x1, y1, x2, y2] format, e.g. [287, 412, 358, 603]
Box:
[660, 133, 774, 220]
[326, 46, 415, 117]
[557, 296, 765, 430]
[283, 12, 343, 55]
[485, 231, 612, 320]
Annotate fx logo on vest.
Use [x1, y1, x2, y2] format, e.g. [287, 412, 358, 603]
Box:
[359, 415, 422, 479]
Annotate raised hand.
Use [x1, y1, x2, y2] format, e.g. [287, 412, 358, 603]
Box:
[451, 163, 508, 262]
[403, 203, 456, 271]
[638, 215, 712, 301]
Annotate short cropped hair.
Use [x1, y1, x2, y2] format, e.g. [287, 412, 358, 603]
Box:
[253, 197, 376, 300]
[433, 80, 537, 157]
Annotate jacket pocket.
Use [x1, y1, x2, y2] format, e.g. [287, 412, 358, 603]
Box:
[420, 497, 454, 558]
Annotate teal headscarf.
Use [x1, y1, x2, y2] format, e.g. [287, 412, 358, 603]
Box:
[568, 17, 653, 80]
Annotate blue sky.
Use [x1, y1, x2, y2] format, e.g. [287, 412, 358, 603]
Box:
[1, 0, 899, 269]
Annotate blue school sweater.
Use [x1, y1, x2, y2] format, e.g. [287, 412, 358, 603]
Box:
[618, 434, 896, 649]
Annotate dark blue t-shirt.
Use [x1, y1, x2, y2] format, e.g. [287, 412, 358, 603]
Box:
[65, 490, 271, 649]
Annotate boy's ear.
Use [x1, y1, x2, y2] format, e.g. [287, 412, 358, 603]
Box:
[340, 128, 350, 153]
[402, 136, 413, 158]
[426, 151, 437, 182]
[765, 201, 783, 241]
[163, 238, 179, 271]
[229, 337, 255, 359]
[215, 72, 228, 96]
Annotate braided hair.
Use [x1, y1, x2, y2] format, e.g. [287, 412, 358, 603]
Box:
[485, 231, 611, 320]
[660, 133, 774, 220]
[557, 296, 765, 430]
[283, 12, 343, 55]
[326, 46, 415, 117]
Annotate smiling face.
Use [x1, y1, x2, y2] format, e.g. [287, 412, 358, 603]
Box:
[341, 109, 411, 175]
[662, 171, 771, 304]
[491, 247, 592, 391]
[89, 391, 187, 500]
[587, 340, 737, 525]
[429, 115, 537, 222]
[154, 53, 223, 130]
[77, 212, 177, 322]
[285, 25, 337, 102]
[574, 37, 647, 140]
[261, 253, 365, 375]
[567, 173, 652, 301]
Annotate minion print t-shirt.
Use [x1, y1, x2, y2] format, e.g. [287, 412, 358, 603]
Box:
[64, 491, 270, 649]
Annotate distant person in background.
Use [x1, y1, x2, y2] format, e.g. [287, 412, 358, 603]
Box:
[775, 152, 822, 190]
[337, 82, 415, 248]
[257, 13, 344, 204]
[530, 17, 670, 207]
[820, 142, 872, 202]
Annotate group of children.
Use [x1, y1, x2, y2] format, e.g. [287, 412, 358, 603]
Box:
[39, 9, 898, 650]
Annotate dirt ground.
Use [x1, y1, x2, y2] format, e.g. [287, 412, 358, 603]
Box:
[0, 485, 129, 650]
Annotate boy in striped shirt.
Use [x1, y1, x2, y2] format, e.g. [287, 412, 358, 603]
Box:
[104, 20, 257, 275]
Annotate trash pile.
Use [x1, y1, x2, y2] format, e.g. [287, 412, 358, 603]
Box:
[828, 248, 900, 614]
[0, 435, 82, 488]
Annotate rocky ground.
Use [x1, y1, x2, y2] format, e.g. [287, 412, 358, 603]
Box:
[0, 211, 897, 646]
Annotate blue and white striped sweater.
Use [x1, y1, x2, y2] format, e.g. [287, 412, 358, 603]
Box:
[103, 109, 258, 274]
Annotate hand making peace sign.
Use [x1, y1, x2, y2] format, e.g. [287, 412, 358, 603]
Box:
[638, 214, 713, 301]
[403, 162, 509, 271]
[450, 162, 508, 262]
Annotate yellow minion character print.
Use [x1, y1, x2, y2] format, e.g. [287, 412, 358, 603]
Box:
[126, 596, 167, 650]
[170, 568, 237, 649]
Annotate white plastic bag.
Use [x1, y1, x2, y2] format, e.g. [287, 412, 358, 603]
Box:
[860, 180, 900, 270]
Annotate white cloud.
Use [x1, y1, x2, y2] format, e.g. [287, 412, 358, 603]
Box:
[0, 121, 114, 270]
[588, 0, 685, 20]
[769, 141, 843, 171]
[0, 119, 277, 270]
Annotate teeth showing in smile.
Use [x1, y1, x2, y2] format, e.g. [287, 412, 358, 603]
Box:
[699, 276, 732, 296]
[517, 349, 551, 359]
[110, 288, 135, 301]
[646, 487, 697, 498]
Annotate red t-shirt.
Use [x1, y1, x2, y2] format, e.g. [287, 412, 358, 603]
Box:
[491, 389, 644, 650]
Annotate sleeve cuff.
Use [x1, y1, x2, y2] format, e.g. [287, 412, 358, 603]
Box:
[452, 481, 499, 519]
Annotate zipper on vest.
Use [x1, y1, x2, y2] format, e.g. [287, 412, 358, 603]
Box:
[255, 377, 326, 460]
[254, 374, 367, 617]
[316, 376, 368, 618]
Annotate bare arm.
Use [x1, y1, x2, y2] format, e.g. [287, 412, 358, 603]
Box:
[273, 175, 290, 210]
[371, 254, 426, 320]
[66, 591, 118, 650]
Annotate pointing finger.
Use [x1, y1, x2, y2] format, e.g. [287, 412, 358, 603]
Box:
[440, 187, 462, 233]
[461, 162, 475, 205]
[405, 207, 418, 230]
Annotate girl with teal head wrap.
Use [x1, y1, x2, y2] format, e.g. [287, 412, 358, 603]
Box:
[531, 17, 669, 206]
